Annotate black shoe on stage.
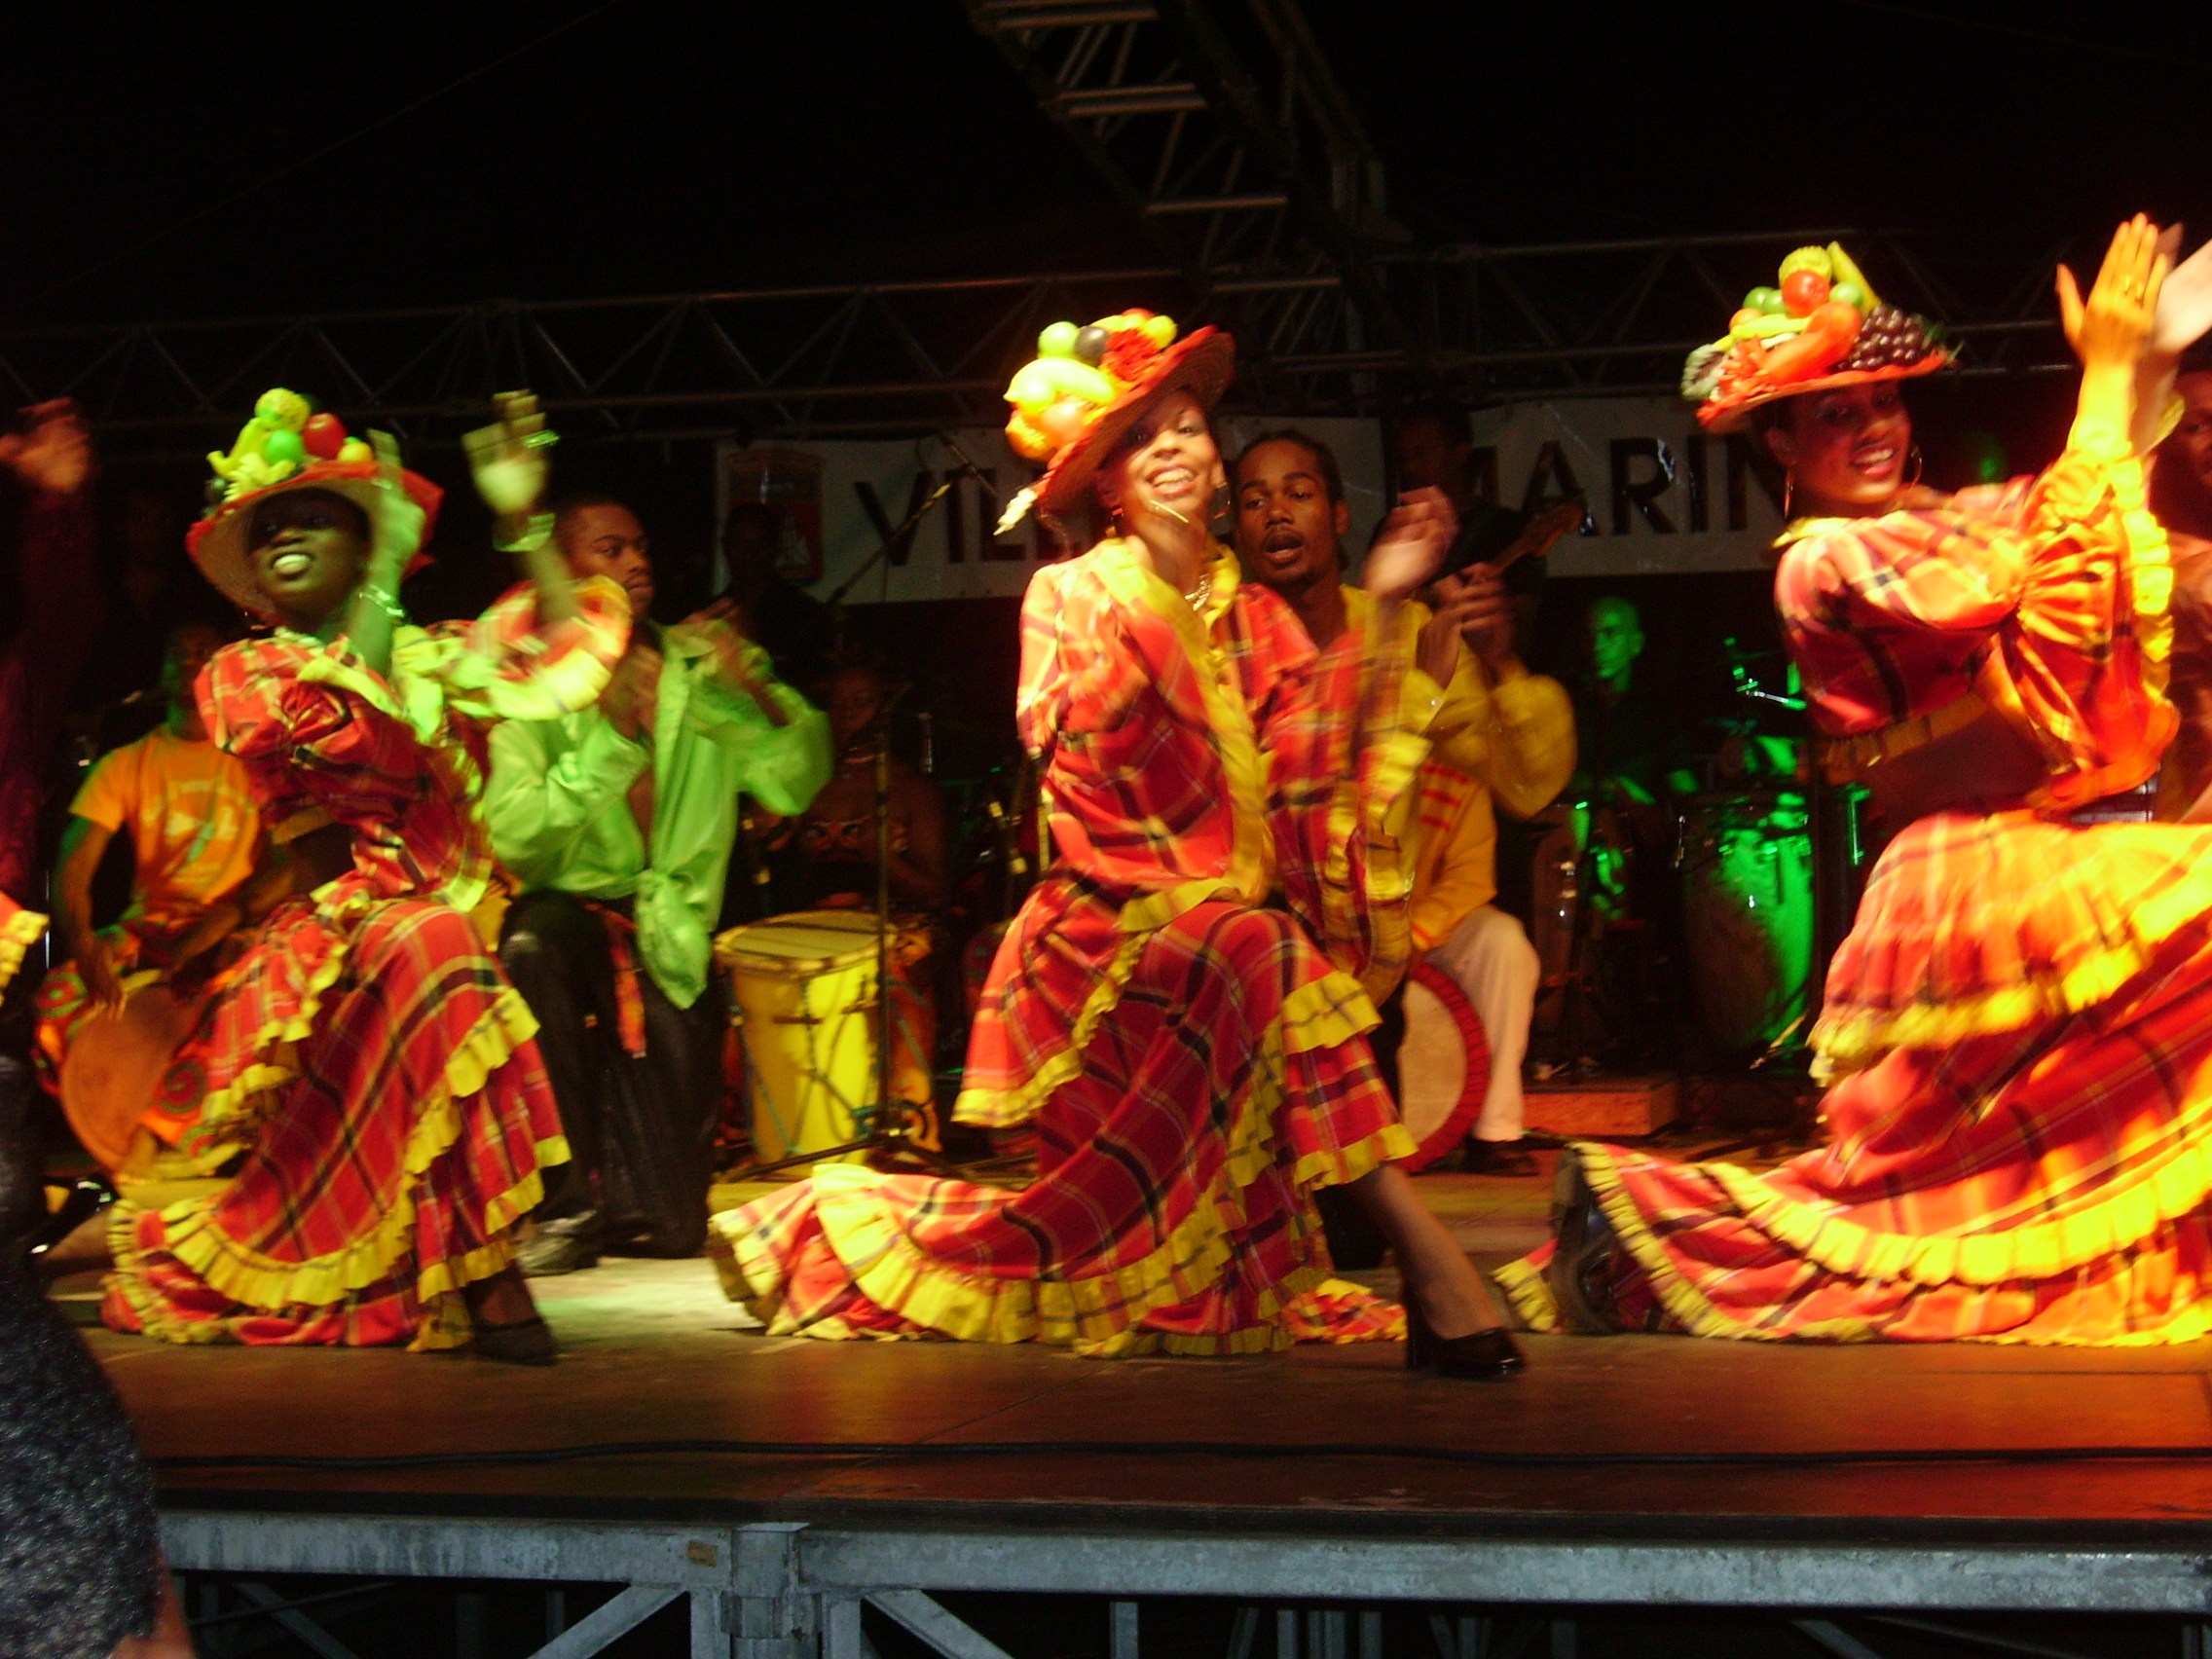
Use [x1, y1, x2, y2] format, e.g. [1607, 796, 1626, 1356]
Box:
[1545, 1148, 1626, 1335]
[1404, 1295, 1527, 1379]
[17, 1175, 119, 1272]
[1461, 1137, 1539, 1177]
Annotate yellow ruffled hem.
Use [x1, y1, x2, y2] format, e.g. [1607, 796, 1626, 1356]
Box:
[1506, 1127, 2212, 1346]
[1493, 1254, 1561, 1335]
[111, 988, 553, 1351]
[953, 930, 1149, 1131]
[726, 977, 1409, 1355]
[0, 905, 45, 997]
[189, 924, 355, 1142]
[1812, 824, 2212, 1079]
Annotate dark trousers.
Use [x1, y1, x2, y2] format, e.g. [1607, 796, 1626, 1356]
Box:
[498, 890, 723, 1257]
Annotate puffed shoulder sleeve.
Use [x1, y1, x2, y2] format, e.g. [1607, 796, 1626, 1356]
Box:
[1014, 562, 1141, 758]
[411, 574, 632, 724]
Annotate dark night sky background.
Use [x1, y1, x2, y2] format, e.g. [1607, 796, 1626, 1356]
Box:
[4, 4, 2209, 325]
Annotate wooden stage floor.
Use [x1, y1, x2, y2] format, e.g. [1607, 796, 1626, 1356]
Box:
[77, 1170, 2212, 1552]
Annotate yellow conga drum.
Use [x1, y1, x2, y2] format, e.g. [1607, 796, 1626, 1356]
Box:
[714, 910, 934, 1166]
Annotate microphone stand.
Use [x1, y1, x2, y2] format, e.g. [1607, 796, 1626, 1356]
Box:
[740, 687, 962, 1180]
[824, 441, 992, 621]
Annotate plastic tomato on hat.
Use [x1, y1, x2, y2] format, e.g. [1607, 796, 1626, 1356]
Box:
[1780, 270, 1831, 317]
[1039, 396, 1091, 448]
[301, 412, 348, 461]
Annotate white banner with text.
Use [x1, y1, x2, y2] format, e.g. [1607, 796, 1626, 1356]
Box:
[713, 399, 1783, 603]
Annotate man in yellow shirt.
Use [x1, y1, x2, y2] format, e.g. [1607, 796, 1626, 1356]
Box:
[35, 623, 266, 1163]
[1235, 430, 1574, 1174]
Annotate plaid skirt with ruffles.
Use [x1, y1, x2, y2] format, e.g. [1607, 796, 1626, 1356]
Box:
[1502, 807, 2212, 1344]
[101, 892, 566, 1349]
[710, 897, 1412, 1356]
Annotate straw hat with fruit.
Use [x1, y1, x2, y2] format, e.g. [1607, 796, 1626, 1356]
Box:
[1682, 244, 1952, 432]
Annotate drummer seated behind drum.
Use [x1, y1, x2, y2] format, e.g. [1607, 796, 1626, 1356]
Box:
[1234, 430, 1575, 1177]
[486, 494, 832, 1276]
[35, 621, 277, 1176]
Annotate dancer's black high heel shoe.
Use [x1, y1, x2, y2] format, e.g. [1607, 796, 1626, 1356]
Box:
[17, 1175, 119, 1272]
[1404, 1294, 1527, 1379]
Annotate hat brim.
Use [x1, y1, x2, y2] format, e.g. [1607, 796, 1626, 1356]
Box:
[1035, 328, 1236, 517]
[187, 461, 444, 622]
[1697, 350, 1952, 434]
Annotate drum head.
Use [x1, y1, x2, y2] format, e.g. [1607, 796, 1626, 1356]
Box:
[1394, 964, 1492, 1173]
[59, 980, 199, 1173]
[716, 909, 886, 978]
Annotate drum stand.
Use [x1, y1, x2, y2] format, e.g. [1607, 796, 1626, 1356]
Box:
[740, 697, 963, 1181]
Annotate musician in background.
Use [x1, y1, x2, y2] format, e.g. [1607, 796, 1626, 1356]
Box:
[1394, 400, 1546, 638]
[778, 658, 950, 917]
[34, 623, 270, 1174]
[1235, 429, 1573, 1175]
[487, 495, 830, 1274]
[719, 501, 833, 694]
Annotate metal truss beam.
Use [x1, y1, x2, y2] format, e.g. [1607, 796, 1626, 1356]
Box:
[962, 0, 1410, 395]
[0, 232, 2083, 461]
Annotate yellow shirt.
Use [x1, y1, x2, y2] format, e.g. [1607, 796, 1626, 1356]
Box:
[69, 726, 260, 930]
[1347, 585, 1572, 952]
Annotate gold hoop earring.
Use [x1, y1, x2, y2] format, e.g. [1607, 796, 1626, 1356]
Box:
[1905, 446, 1924, 490]
[1783, 470, 1795, 521]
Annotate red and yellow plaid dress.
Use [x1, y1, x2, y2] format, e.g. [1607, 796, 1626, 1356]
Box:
[1498, 427, 2212, 1345]
[710, 539, 1426, 1355]
[101, 578, 628, 1350]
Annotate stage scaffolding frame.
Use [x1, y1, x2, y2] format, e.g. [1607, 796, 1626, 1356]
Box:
[0, 236, 2081, 462]
[161, 1509, 2212, 1659]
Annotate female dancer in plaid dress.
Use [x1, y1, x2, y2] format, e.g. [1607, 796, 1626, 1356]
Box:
[99, 394, 627, 1360]
[1513, 221, 2212, 1345]
[714, 320, 1521, 1374]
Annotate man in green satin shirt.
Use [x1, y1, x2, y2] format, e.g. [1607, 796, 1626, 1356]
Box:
[488, 495, 831, 1274]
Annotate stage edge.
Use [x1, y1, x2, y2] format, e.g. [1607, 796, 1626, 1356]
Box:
[161, 1512, 2212, 1621]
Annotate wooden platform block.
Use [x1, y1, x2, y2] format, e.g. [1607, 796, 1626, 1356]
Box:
[1524, 1072, 1678, 1137]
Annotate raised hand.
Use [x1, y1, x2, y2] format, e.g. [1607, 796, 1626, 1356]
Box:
[1363, 487, 1458, 605]
[368, 429, 426, 563]
[0, 399, 92, 495]
[2057, 215, 2169, 376]
[463, 389, 556, 518]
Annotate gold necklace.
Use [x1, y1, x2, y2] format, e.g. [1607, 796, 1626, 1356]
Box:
[1182, 571, 1213, 612]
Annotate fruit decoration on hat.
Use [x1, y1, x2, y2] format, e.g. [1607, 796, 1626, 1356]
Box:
[205, 387, 374, 502]
[1681, 243, 1952, 432]
[189, 388, 443, 622]
[995, 310, 1234, 534]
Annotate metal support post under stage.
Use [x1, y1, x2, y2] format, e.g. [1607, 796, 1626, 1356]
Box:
[157, 1510, 2212, 1658]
